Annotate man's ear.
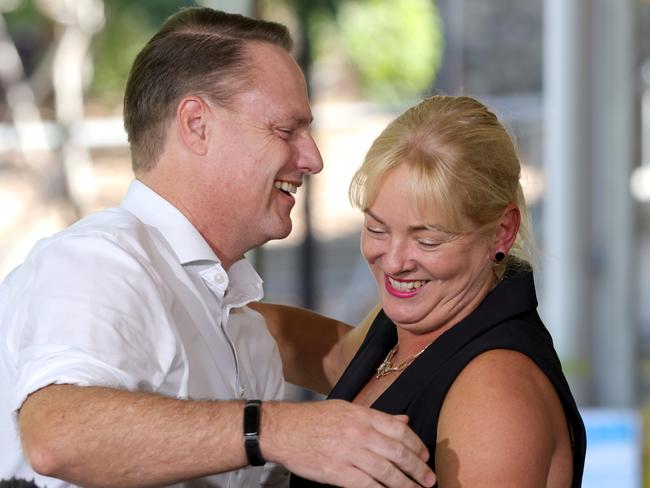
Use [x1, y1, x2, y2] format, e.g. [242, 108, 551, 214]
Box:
[177, 96, 210, 156]
[492, 203, 521, 256]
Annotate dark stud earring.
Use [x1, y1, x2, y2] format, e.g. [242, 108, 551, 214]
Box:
[495, 251, 505, 262]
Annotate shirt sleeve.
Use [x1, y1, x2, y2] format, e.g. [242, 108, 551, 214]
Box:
[3, 230, 180, 412]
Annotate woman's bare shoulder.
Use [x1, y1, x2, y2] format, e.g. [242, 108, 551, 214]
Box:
[435, 349, 569, 487]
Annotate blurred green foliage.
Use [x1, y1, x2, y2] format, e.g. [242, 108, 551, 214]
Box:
[3, 0, 194, 105]
[3, 1, 50, 75]
[338, 0, 443, 102]
[270, 0, 443, 104]
[5, 0, 442, 107]
[91, 0, 194, 103]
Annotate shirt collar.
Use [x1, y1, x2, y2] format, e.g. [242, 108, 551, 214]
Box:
[228, 258, 264, 304]
[120, 179, 219, 265]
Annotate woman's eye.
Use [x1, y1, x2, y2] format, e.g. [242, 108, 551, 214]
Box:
[365, 226, 385, 235]
[418, 240, 440, 249]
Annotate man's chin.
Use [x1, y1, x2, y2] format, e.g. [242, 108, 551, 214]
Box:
[266, 221, 293, 242]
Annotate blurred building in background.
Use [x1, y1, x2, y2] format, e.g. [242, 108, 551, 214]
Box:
[1, 0, 650, 484]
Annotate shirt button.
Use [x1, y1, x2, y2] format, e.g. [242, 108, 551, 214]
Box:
[216, 274, 226, 284]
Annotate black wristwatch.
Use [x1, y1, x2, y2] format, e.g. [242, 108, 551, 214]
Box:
[243, 399, 266, 466]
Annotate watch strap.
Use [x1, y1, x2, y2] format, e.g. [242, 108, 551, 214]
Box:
[243, 399, 265, 466]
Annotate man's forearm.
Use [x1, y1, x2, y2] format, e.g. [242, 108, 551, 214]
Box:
[250, 303, 352, 394]
[19, 384, 246, 488]
[19, 383, 436, 488]
[252, 302, 381, 394]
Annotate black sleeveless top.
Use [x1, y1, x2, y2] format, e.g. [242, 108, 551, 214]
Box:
[291, 270, 586, 487]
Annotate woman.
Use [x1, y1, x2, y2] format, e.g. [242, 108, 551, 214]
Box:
[260, 95, 586, 487]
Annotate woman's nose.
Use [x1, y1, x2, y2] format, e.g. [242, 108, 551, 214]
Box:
[380, 241, 414, 275]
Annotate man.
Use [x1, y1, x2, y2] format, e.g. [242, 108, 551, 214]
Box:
[0, 7, 436, 488]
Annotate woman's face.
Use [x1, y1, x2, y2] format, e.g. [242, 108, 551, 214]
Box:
[361, 165, 496, 337]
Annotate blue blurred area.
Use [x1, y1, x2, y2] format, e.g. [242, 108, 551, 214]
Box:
[582, 409, 643, 488]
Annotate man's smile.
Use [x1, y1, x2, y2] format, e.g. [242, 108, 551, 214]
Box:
[274, 180, 298, 195]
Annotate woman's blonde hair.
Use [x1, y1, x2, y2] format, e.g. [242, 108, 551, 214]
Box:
[349, 95, 536, 273]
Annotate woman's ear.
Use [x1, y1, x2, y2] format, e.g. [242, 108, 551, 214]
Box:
[177, 96, 210, 156]
[492, 203, 521, 257]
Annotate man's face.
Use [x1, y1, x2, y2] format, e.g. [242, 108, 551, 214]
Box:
[204, 42, 323, 255]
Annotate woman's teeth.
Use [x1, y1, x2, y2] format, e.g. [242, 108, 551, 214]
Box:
[274, 181, 297, 194]
[387, 277, 427, 292]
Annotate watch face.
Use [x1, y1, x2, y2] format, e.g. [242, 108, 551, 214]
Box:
[244, 400, 261, 435]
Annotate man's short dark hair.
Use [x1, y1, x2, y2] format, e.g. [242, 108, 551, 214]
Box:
[0, 478, 40, 488]
[123, 7, 293, 173]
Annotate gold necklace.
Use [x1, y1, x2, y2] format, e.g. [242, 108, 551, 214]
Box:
[375, 344, 428, 378]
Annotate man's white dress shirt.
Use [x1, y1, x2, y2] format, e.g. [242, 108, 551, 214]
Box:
[0, 180, 287, 487]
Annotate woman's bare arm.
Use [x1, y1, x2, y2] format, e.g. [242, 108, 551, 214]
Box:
[436, 349, 572, 488]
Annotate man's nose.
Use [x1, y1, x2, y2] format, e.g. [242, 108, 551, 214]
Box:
[297, 132, 324, 175]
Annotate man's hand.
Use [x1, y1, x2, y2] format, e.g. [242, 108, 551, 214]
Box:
[261, 400, 436, 488]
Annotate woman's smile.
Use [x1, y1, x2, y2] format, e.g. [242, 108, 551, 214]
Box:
[384, 275, 429, 298]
